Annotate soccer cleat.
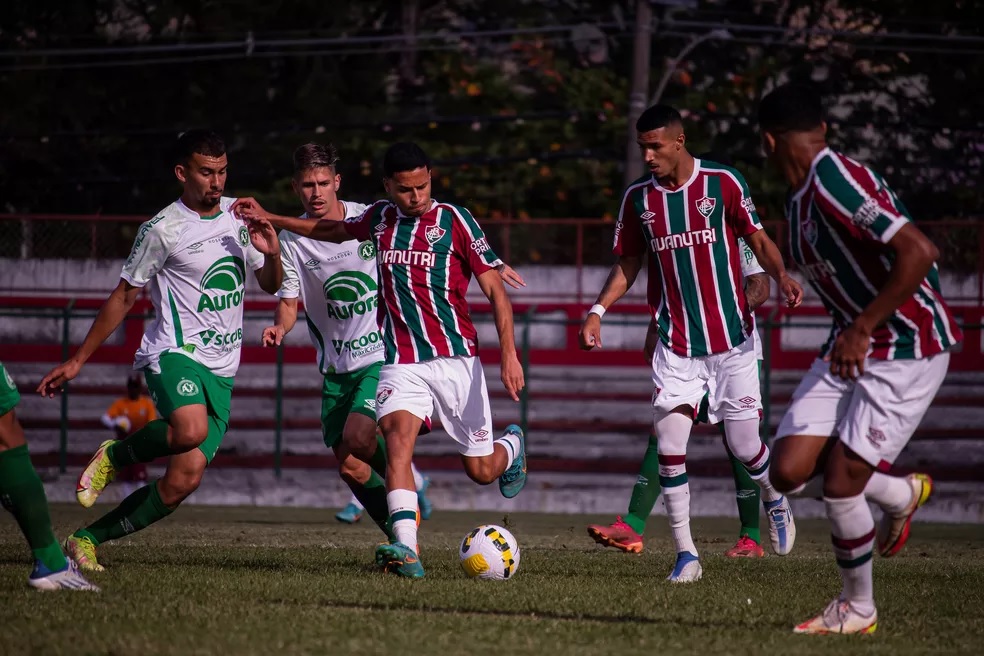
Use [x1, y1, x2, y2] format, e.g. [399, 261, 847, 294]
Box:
[725, 535, 766, 558]
[764, 496, 796, 556]
[28, 559, 100, 592]
[667, 551, 702, 583]
[335, 503, 363, 524]
[498, 425, 527, 499]
[76, 439, 117, 508]
[375, 541, 425, 579]
[586, 516, 644, 553]
[877, 473, 933, 558]
[63, 535, 105, 572]
[417, 476, 434, 521]
[793, 598, 878, 635]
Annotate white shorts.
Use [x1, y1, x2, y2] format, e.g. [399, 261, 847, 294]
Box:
[651, 337, 761, 424]
[375, 355, 494, 457]
[776, 353, 950, 469]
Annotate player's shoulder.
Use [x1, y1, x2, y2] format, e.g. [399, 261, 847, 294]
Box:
[134, 201, 189, 244]
[346, 199, 390, 223]
[813, 148, 876, 188]
[435, 201, 474, 219]
[621, 173, 653, 197]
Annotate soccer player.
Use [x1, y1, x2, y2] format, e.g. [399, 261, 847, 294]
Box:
[101, 373, 157, 494]
[758, 83, 961, 634]
[0, 361, 98, 590]
[587, 237, 773, 557]
[37, 130, 284, 572]
[579, 104, 804, 582]
[234, 141, 528, 579]
[336, 460, 432, 524]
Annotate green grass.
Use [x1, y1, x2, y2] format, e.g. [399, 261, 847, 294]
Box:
[3, 505, 984, 655]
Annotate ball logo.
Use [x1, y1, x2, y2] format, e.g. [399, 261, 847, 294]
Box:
[239, 226, 250, 247]
[376, 387, 393, 405]
[358, 241, 376, 261]
[176, 379, 199, 397]
[695, 196, 716, 218]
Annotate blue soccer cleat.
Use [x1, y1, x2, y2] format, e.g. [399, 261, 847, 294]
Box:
[416, 476, 434, 521]
[375, 541, 425, 579]
[667, 551, 702, 583]
[28, 559, 100, 592]
[764, 496, 796, 556]
[335, 502, 363, 524]
[498, 425, 527, 499]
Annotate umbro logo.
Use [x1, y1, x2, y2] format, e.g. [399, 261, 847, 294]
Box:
[304, 259, 320, 268]
[739, 396, 757, 408]
[640, 211, 656, 221]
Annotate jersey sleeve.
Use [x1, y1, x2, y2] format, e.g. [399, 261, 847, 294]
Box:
[342, 203, 377, 242]
[612, 186, 646, 257]
[737, 238, 765, 277]
[813, 155, 910, 245]
[451, 205, 503, 274]
[121, 217, 177, 287]
[243, 240, 265, 271]
[723, 169, 763, 238]
[276, 236, 300, 299]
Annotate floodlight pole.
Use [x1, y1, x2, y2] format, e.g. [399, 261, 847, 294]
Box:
[624, 0, 654, 187]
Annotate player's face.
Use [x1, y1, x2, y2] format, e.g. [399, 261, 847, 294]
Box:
[384, 167, 432, 217]
[637, 127, 685, 179]
[292, 167, 339, 218]
[175, 153, 227, 209]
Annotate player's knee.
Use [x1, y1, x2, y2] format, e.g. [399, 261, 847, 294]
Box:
[343, 426, 377, 461]
[158, 470, 203, 506]
[769, 456, 806, 494]
[169, 420, 208, 452]
[338, 455, 369, 486]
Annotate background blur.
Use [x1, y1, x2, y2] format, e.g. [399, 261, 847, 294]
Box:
[1, 0, 982, 518]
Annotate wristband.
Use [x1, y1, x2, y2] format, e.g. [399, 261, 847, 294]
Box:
[588, 304, 607, 319]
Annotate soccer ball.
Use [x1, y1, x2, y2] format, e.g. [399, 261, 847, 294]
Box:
[459, 524, 521, 580]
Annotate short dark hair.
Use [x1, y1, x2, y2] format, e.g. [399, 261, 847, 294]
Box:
[636, 104, 683, 133]
[172, 129, 225, 167]
[382, 142, 431, 177]
[758, 83, 824, 133]
[293, 142, 339, 176]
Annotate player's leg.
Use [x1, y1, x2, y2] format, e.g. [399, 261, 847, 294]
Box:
[439, 357, 525, 496]
[333, 439, 389, 537]
[77, 354, 212, 507]
[586, 432, 658, 553]
[336, 491, 365, 524]
[409, 461, 433, 520]
[721, 425, 765, 557]
[0, 366, 98, 590]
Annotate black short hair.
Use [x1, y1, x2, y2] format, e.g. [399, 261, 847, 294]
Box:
[293, 142, 339, 176]
[382, 142, 431, 177]
[758, 83, 824, 133]
[636, 104, 683, 133]
[172, 129, 225, 167]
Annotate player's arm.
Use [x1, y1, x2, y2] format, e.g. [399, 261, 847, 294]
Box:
[263, 298, 298, 347]
[643, 317, 658, 363]
[744, 272, 771, 310]
[476, 268, 525, 403]
[579, 254, 643, 350]
[743, 230, 802, 308]
[232, 197, 353, 243]
[38, 280, 141, 396]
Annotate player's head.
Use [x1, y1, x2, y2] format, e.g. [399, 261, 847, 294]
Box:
[126, 373, 142, 400]
[382, 142, 432, 217]
[292, 142, 341, 219]
[636, 105, 687, 180]
[757, 82, 826, 164]
[172, 129, 227, 210]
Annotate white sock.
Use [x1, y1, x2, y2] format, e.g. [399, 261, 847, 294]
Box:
[826, 495, 876, 616]
[494, 433, 521, 472]
[386, 488, 419, 553]
[410, 462, 425, 491]
[724, 418, 782, 502]
[788, 476, 824, 499]
[348, 493, 364, 511]
[655, 412, 697, 556]
[864, 473, 913, 515]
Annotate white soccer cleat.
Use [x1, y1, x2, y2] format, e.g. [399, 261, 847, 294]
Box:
[794, 598, 877, 635]
[666, 551, 702, 583]
[28, 559, 100, 592]
[764, 496, 796, 555]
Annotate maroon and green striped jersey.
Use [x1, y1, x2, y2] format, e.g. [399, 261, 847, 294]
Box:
[614, 160, 762, 357]
[787, 147, 961, 360]
[344, 199, 503, 365]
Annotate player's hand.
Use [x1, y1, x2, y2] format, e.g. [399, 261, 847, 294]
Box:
[501, 352, 525, 402]
[824, 323, 870, 380]
[497, 263, 526, 289]
[579, 314, 602, 350]
[37, 359, 82, 398]
[262, 324, 286, 347]
[779, 273, 804, 308]
[247, 216, 280, 256]
[231, 197, 269, 222]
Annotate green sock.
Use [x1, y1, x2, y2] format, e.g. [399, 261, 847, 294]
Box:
[624, 434, 662, 535]
[367, 434, 388, 478]
[722, 425, 762, 543]
[76, 481, 173, 545]
[348, 471, 393, 539]
[0, 445, 68, 571]
[108, 419, 170, 468]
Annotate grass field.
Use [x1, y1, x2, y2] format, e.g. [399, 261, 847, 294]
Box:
[2, 505, 983, 655]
